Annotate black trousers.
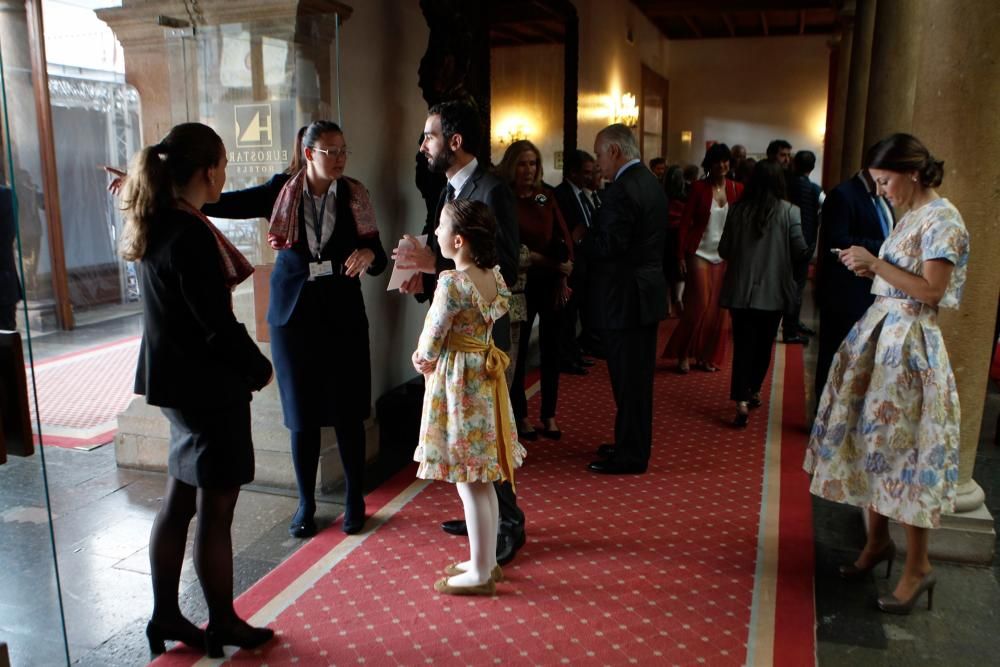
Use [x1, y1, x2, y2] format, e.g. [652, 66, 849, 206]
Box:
[0, 303, 15, 331]
[782, 262, 809, 337]
[602, 322, 658, 466]
[729, 309, 783, 402]
[510, 276, 562, 421]
[496, 480, 524, 535]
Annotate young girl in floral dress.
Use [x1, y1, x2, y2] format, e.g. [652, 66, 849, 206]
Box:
[412, 199, 525, 596]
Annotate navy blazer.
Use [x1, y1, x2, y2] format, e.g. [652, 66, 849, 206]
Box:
[203, 174, 388, 327]
[816, 173, 891, 318]
[134, 208, 272, 409]
[585, 163, 669, 330]
[418, 163, 519, 349]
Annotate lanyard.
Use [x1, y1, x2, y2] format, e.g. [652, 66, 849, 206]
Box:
[308, 190, 330, 259]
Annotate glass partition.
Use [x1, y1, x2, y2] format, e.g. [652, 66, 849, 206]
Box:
[163, 15, 343, 266]
[0, 24, 71, 667]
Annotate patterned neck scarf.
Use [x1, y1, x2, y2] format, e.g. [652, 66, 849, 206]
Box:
[267, 169, 379, 246]
[175, 199, 254, 289]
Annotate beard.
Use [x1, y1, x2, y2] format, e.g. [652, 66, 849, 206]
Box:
[426, 145, 455, 174]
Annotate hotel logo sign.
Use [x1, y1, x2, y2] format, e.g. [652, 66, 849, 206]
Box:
[235, 103, 274, 148]
[229, 102, 288, 174]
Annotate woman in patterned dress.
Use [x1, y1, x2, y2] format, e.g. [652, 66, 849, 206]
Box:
[804, 134, 970, 615]
[412, 199, 526, 596]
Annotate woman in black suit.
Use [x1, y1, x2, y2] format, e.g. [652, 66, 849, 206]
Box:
[120, 123, 275, 656]
[202, 120, 387, 538]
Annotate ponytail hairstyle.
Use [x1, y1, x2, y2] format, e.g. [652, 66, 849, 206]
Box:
[866, 133, 944, 188]
[443, 199, 498, 269]
[296, 120, 344, 157]
[119, 122, 224, 261]
[285, 125, 309, 174]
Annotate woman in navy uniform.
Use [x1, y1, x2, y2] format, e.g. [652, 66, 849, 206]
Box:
[203, 120, 387, 538]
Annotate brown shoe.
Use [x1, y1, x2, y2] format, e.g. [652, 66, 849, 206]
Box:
[443, 563, 504, 582]
[433, 577, 496, 596]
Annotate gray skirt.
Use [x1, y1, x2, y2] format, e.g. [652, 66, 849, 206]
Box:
[161, 401, 254, 488]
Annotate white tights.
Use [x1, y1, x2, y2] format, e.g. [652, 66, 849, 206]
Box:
[448, 481, 499, 586]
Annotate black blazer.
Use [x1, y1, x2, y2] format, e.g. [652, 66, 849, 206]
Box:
[0, 186, 21, 306]
[816, 173, 890, 317]
[553, 181, 589, 234]
[585, 163, 669, 330]
[418, 163, 519, 348]
[134, 208, 272, 409]
[202, 174, 388, 327]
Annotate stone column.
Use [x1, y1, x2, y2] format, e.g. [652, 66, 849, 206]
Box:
[861, 0, 925, 150]
[889, 0, 1000, 563]
[838, 0, 876, 182]
[822, 14, 853, 188]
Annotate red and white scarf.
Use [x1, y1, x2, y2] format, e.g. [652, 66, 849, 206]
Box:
[176, 199, 254, 289]
[267, 169, 379, 246]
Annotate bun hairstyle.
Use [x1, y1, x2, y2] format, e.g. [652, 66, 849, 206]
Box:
[443, 199, 498, 269]
[866, 133, 944, 188]
[119, 122, 224, 261]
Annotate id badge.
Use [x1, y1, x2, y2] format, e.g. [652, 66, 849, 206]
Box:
[309, 260, 334, 280]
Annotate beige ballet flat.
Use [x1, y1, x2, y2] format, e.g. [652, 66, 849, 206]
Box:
[433, 577, 496, 596]
[443, 563, 504, 582]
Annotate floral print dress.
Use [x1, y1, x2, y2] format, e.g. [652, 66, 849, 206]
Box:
[414, 268, 526, 483]
[804, 198, 970, 528]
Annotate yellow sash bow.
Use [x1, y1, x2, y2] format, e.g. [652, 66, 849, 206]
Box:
[446, 332, 517, 493]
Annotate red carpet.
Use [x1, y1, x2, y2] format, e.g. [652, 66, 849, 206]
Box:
[27, 336, 139, 449]
[152, 324, 815, 666]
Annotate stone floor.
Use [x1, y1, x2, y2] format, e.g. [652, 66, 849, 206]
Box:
[1, 304, 999, 666]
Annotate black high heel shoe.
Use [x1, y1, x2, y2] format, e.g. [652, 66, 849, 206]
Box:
[839, 540, 896, 580]
[342, 498, 366, 535]
[878, 572, 937, 615]
[145, 618, 205, 655]
[205, 621, 275, 658]
[733, 402, 750, 428]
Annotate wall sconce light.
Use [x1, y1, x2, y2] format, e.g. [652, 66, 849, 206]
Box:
[498, 125, 527, 146]
[680, 130, 693, 143]
[611, 92, 639, 128]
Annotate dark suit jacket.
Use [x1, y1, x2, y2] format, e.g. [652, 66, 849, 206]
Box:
[0, 186, 21, 306]
[816, 173, 890, 318]
[202, 174, 388, 328]
[134, 208, 272, 409]
[418, 163, 519, 348]
[586, 162, 669, 330]
[553, 181, 589, 234]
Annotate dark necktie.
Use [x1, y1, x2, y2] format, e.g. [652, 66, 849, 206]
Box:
[591, 190, 601, 209]
[579, 190, 594, 226]
[873, 196, 892, 238]
[446, 183, 456, 202]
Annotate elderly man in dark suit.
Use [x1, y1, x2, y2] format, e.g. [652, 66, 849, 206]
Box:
[587, 124, 669, 474]
[814, 165, 892, 401]
[0, 185, 21, 331]
[395, 99, 525, 564]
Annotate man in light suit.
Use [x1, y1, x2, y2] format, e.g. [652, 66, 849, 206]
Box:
[395, 100, 525, 564]
[586, 124, 668, 474]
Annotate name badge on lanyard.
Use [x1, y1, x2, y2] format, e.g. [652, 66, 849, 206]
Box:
[309, 260, 334, 280]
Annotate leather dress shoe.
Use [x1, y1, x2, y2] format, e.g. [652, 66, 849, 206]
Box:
[798, 324, 816, 336]
[441, 519, 468, 536]
[596, 443, 616, 458]
[579, 358, 595, 367]
[496, 530, 526, 566]
[587, 459, 647, 474]
[560, 363, 588, 376]
[782, 335, 809, 345]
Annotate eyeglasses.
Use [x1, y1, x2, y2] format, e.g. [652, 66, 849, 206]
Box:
[312, 146, 351, 159]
